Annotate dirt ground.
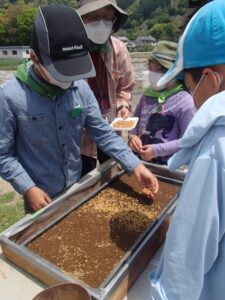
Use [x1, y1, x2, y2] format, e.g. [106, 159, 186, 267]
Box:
[0, 178, 21, 204]
[0, 178, 15, 193]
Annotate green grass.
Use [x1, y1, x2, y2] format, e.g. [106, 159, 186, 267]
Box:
[0, 191, 17, 204]
[0, 59, 23, 70]
[0, 192, 24, 233]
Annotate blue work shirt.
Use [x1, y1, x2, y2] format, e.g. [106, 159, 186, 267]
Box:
[149, 91, 225, 300]
[0, 65, 140, 197]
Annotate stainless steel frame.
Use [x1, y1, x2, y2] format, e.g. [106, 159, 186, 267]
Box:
[0, 160, 184, 300]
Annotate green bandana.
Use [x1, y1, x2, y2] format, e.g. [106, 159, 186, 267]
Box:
[144, 84, 183, 113]
[15, 60, 64, 99]
[88, 40, 109, 53]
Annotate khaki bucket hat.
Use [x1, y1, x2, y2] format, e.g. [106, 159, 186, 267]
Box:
[148, 40, 177, 70]
[76, 0, 128, 31]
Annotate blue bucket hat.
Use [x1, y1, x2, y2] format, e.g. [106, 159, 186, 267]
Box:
[157, 0, 225, 87]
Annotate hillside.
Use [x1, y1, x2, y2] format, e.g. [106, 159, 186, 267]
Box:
[117, 0, 188, 40]
[0, 0, 189, 45]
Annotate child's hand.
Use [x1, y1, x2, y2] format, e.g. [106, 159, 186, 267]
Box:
[128, 134, 142, 153]
[24, 186, 52, 211]
[139, 144, 153, 161]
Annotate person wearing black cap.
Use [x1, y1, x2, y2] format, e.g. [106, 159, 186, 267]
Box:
[76, 0, 135, 176]
[0, 5, 158, 213]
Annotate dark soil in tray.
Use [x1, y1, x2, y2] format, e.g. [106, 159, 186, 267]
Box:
[28, 174, 180, 288]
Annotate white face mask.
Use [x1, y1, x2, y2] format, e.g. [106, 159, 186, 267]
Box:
[47, 72, 72, 89]
[85, 20, 113, 44]
[148, 71, 166, 91]
[37, 64, 72, 89]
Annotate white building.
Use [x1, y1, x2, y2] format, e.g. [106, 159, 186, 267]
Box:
[135, 36, 157, 46]
[0, 46, 30, 59]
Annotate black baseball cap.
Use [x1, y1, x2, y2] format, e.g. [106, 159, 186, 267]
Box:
[31, 5, 96, 82]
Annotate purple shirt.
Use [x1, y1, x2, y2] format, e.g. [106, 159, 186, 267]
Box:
[130, 90, 196, 162]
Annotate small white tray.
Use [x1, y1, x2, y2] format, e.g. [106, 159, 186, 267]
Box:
[111, 117, 139, 131]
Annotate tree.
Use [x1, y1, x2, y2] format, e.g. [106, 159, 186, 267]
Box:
[0, 0, 188, 46]
[16, 6, 37, 45]
[48, 0, 76, 5]
[0, 4, 36, 45]
[149, 22, 178, 41]
[149, 23, 167, 40]
[117, 0, 135, 10]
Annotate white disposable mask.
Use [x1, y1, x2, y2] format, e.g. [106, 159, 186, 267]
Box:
[47, 72, 72, 89]
[148, 71, 166, 91]
[37, 64, 72, 89]
[85, 20, 113, 44]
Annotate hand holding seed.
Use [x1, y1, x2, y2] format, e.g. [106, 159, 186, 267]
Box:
[142, 188, 155, 199]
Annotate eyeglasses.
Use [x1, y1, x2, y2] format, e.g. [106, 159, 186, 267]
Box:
[84, 15, 117, 24]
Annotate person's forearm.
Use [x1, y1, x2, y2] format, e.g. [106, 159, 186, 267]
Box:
[88, 117, 141, 174]
[94, 130, 141, 175]
[152, 139, 180, 158]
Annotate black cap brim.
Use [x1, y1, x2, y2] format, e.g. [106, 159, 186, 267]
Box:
[40, 51, 96, 82]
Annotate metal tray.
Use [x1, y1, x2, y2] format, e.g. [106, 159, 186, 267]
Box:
[0, 159, 184, 300]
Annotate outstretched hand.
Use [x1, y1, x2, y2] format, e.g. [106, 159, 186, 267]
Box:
[133, 164, 159, 195]
[24, 186, 52, 211]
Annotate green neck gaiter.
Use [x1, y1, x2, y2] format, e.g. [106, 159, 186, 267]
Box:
[88, 40, 109, 53]
[144, 83, 184, 113]
[15, 60, 64, 99]
[144, 84, 183, 104]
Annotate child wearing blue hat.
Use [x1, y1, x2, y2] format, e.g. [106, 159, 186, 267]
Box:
[149, 0, 225, 299]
